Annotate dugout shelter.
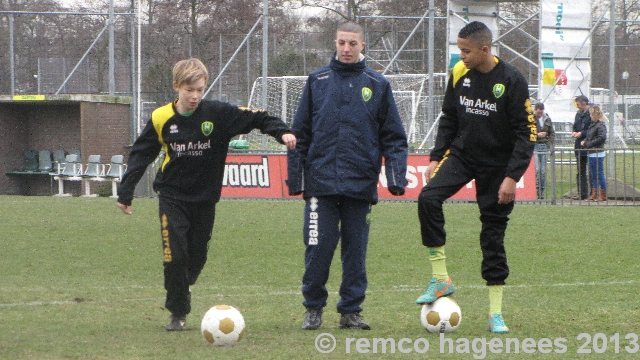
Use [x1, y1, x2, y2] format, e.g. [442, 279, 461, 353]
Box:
[0, 95, 132, 196]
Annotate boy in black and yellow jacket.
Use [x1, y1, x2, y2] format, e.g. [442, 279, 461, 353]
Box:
[117, 58, 296, 331]
[415, 22, 535, 333]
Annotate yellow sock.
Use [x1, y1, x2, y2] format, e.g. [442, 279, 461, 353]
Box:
[489, 285, 503, 315]
[428, 246, 448, 280]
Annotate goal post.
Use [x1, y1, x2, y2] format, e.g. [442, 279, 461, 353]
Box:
[244, 74, 447, 150]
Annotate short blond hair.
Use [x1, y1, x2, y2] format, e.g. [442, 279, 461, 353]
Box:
[172, 58, 209, 87]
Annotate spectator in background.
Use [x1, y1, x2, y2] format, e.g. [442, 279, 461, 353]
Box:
[582, 105, 608, 201]
[571, 95, 591, 200]
[533, 102, 555, 199]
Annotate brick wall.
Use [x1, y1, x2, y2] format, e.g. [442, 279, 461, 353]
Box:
[81, 102, 131, 163]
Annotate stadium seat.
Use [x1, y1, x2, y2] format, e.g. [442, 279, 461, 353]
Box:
[52, 154, 83, 196]
[37, 150, 53, 173]
[81, 155, 105, 197]
[104, 155, 127, 198]
[229, 139, 249, 152]
[23, 150, 39, 172]
[51, 150, 67, 174]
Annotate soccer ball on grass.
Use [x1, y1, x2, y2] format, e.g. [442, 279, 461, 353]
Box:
[420, 297, 461, 333]
[201, 305, 245, 346]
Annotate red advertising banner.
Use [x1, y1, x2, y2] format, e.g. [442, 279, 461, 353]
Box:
[222, 154, 286, 198]
[221, 154, 537, 201]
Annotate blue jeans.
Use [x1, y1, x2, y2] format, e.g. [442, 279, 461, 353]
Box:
[588, 156, 607, 190]
[534, 144, 549, 198]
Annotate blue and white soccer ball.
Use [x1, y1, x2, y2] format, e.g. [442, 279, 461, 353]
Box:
[420, 297, 462, 333]
[201, 305, 245, 346]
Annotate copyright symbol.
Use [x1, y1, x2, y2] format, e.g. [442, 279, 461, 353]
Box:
[315, 332, 336, 353]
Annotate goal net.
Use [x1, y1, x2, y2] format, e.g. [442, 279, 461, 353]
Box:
[242, 74, 447, 150]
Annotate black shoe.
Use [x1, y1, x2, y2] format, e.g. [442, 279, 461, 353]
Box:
[339, 312, 371, 330]
[302, 309, 323, 330]
[165, 314, 186, 331]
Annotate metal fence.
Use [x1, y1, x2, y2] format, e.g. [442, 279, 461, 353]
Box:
[130, 147, 640, 206]
[531, 147, 640, 205]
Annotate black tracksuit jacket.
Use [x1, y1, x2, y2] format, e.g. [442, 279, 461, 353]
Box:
[432, 58, 536, 181]
[118, 100, 290, 205]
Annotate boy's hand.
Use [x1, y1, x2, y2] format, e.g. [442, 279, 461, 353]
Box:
[118, 202, 132, 215]
[424, 161, 439, 183]
[498, 177, 517, 204]
[282, 133, 297, 150]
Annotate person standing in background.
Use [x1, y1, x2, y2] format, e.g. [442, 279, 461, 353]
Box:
[571, 95, 591, 200]
[582, 105, 608, 201]
[533, 102, 555, 199]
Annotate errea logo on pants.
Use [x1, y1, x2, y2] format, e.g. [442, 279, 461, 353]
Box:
[308, 197, 319, 245]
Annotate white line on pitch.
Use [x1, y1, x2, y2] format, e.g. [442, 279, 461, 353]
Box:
[1, 279, 635, 308]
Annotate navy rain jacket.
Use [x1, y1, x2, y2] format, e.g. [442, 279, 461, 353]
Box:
[287, 54, 408, 204]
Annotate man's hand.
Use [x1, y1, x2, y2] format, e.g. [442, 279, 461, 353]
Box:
[498, 177, 517, 204]
[424, 160, 439, 184]
[118, 202, 132, 215]
[282, 133, 297, 150]
[537, 131, 546, 138]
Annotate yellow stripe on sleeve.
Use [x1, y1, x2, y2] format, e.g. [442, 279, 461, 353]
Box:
[151, 103, 175, 171]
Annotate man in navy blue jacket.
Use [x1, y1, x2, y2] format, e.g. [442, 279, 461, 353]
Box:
[571, 95, 591, 200]
[287, 21, 408, 331]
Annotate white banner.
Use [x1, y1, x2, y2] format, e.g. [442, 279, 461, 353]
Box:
[539, 0, 592, 123]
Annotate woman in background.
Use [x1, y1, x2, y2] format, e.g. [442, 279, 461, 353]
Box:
[581, 105, 608, 201]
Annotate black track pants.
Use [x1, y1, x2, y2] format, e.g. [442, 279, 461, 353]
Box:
[158, 196, 216, 316]
[417, 153, 514, 285]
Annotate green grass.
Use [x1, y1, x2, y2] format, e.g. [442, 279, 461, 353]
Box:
[1, 196, 639, 359]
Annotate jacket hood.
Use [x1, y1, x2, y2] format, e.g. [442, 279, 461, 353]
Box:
[330, 52, 366, 74]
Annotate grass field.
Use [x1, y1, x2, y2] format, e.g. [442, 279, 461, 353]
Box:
[1, 196, 638, 359]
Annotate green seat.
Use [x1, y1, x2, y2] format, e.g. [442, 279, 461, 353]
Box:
[104, 155, 127, 198]
[83, 155, 104, 178]
[38, 150, 53, 173]
[229, 139, 249, 150]
[52, 154, 83, 197]
[23, 150, 39, 172]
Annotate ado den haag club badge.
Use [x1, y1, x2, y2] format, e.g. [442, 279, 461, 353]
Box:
[201, 121, 214, 136]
